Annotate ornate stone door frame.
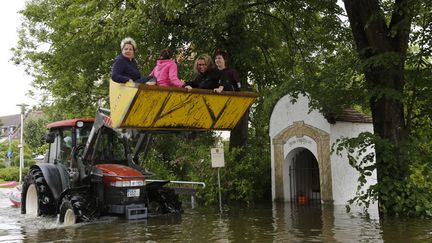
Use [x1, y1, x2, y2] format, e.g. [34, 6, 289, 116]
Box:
[273, 121, 333, 203]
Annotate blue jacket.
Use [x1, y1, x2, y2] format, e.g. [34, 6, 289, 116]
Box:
[111, 54, 142, 83]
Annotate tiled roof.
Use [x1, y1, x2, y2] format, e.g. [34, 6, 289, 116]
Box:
[0, 111, 44, 127]
[335, 108, 373, 123]
[0, 111, 45, 141]
[0, 114, 20, 127]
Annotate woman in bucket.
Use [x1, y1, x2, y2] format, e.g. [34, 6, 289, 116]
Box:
[184, 54, 233, 93]
[149, 48, 185, 87]
[214, 50, 241, 91]
[111, 37, 156, 84]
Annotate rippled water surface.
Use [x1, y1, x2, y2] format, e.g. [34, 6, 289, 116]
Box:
[1, 188, 431, 242]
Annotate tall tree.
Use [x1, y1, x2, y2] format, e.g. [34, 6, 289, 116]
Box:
[342, 0, 427, 215]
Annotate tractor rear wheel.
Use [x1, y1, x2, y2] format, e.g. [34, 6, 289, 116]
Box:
[59, 194, 97, 226]
[148, 187, 182, 214]
[160, 187, 182, 213]
[21, 168, 56, 216]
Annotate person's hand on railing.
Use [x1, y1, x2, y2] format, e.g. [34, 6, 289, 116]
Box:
[213, 86, 224, 93]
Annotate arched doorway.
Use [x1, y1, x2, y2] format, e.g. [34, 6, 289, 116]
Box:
[272, 121, 332, 203]
[286, 148, 320, 204]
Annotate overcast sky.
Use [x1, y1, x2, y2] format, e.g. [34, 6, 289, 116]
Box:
[0, 0, 35, 116]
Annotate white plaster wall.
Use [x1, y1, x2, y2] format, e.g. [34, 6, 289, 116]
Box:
[269, 93, 377, 206]
[270, 142, 275, 200]
[269, 94, 330, 137]
[330, 122, 376, 205]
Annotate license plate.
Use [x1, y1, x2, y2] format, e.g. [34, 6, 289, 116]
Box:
[127, 188, 140, 197]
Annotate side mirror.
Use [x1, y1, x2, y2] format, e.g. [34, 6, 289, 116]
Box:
[44, 132, 55, 143]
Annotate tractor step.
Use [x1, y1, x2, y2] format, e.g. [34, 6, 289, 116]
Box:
[109, 203, 148, 220]
[126, 204, 148, 220]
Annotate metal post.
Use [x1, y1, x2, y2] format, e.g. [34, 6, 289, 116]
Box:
[17, 103, 28, 183]
[191, 194, 196, 209]
[218, 167, 222, 212]
[211, 147, 224, 212]
[19, 110, 24, 183]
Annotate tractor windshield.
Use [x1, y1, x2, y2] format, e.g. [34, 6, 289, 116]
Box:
[76, 125, 92, 147]
[91, 126, 129, 164]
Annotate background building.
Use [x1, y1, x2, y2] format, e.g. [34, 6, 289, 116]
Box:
[269, 94, 376, 205]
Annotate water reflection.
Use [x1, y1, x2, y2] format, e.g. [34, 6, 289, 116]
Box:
[1, 188, 432, 242]
[272, 202, 325, 241]
[380, 217, 432, 242]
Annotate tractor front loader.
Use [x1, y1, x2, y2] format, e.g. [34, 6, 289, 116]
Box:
[21, 82, 258, 225]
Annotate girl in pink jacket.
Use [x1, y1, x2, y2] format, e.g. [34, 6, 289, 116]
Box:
[149, 49, 184, 87]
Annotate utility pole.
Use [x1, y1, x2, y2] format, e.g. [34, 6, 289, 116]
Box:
[17, 103, 28, 183]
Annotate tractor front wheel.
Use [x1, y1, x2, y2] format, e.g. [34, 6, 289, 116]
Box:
[21, 168, 56, 216]
[59, 194, 97, 226]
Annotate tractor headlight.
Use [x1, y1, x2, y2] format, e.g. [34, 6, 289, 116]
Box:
[110, 180, 144, 187]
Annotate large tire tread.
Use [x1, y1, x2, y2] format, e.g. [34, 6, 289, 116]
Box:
[59, 194, 98, 224]
[147, 187, 182, 214]
[21, 168, 56, 216]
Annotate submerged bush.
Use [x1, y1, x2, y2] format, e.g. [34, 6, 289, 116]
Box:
[140, 132, 272, 205]
[0, 166, 29, 182]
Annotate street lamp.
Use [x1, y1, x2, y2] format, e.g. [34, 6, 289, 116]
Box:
[17, 103, 28, 183]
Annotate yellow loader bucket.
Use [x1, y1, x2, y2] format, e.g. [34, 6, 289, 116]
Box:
[109, 80, 259, 130]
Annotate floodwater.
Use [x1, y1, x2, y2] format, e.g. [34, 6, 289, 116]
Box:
[1, 188, 432, 242]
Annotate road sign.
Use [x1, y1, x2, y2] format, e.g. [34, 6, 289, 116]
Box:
[7, 149, 12, 158]
[211, 148, 225, 168]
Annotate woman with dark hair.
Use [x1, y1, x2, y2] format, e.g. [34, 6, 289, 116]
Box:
[149, 48, 184, 87]
[111, 37, 155, 84]
[214, 50, 241, 91]
[184, 54, 233, 93]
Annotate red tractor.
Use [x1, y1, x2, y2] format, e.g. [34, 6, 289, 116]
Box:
[21, 108, 181, 225]
[20, 83, 258, 225]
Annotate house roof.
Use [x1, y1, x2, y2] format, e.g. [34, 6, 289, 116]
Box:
[0, 114, 21, 127]
[335, 108, 373, 123]
[0, 111, 45, 141]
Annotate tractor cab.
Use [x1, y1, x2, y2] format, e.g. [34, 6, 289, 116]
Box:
[45, 116, 135, 169]
[44, 119, 94, 168]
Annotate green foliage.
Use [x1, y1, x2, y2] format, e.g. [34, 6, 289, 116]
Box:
[221, 141, 271, 204]
[0, 140, 35, 168]
[24, 117, 49, 155]
[335, 133, 432, 218]
[141, 132, 217, 204]
[13, 0, 348, 116]
[141, 131, 271, 205]
[333, 132, 379, 210]
[0, 166, 29, 181]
